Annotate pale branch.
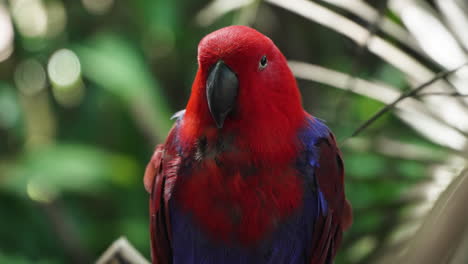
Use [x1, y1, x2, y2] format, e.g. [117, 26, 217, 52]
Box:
[96, 237, 150, 264]
[348, 62, 468, 138]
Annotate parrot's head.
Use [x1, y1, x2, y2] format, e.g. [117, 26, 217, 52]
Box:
[182, 26, 306, 163]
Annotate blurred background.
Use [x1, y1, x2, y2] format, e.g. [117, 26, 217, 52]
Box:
[1, 0, 468, 263]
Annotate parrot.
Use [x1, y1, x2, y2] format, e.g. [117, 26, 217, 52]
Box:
[144, 25, 352, 264]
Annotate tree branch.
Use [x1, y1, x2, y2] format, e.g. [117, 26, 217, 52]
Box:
[417, 91, 468, 97]
[349, 63, 468, 138]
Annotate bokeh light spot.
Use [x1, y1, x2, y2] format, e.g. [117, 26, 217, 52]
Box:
[82, 0, 114, 15]
[27, 180, 54, 203]
[46, 0, 66, 37]
[48, 49, 84, 107]
[11, 0, 48, 38]
[48, 49, 81, 88]
[0, 4, 14, 62]
[348, 236, 378, 262]
[14, 58, 47, 96]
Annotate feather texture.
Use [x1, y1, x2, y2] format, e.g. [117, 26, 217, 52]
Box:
[145, 114, 352, 264]
[144, 25, 351, 264]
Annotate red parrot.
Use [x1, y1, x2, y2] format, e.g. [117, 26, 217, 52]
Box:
[144, 25, 352, 264]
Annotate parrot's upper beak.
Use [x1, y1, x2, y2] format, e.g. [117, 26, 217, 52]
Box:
[206, 60, 239, 128]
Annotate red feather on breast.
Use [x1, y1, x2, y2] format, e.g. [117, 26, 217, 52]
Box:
[175, 161, 303, 245]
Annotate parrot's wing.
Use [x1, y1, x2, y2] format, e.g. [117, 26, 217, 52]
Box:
[144, 128, 182, 264]
[309, 132, 352, 264]
[145, 144, 172, 264]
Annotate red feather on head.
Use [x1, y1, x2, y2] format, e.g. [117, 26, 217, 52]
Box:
[181, 25, 306, 165]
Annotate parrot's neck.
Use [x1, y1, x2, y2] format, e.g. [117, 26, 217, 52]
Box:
[179, 112, 308, 167]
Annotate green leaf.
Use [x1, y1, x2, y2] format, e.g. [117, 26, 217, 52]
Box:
[0, 252, 59, 264]
[1, 144, 138, 201]
[346, 153, 387, 178]
[74, 34, 172, 142]
[375, 64, 407, 90]
[0, 82, 22, 130]
[397, 161, 426, 179]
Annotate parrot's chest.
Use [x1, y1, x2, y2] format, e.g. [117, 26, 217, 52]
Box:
[174, 151, 304, 245]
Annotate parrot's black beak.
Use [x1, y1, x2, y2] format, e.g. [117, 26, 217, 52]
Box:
[206, 60, 239, 128]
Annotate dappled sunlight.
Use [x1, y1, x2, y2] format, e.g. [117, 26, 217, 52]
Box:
[27, 179, 54, 203]
[47, 49, 84, 107]
[45, 0, 66, 38]
[82, 0, 114, 15]
[48, 49, 82, 88]
[14, 59, 47, 96]
[10, 0, 48, 38]
[0, 5, 13, 62]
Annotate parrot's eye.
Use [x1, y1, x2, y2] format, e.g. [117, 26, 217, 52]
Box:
[259, 55, 268, 70]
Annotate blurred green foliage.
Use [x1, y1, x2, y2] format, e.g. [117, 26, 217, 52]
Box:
[0, 0, 455, 263]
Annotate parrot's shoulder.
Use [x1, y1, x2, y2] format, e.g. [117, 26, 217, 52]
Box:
[295, 115, 352, 262]
[144, 110, 185, 193]
[295, 116, 332, 215]
[301, 115, 352, 225]
[299, 116, 330, 146]
[296, 115, 331, 175]
[145, 111, 187, 263]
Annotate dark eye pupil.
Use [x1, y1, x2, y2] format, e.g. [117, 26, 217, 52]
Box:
[260, 55, 267, 66]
